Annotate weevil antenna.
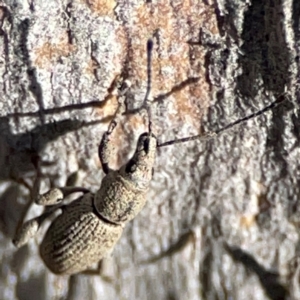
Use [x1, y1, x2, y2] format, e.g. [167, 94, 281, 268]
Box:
[144, 39, 153, 134]
[144, 39, 153, 106]
[157, 95, 286, 148]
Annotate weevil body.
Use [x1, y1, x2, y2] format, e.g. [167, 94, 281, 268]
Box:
[14, 132, 157, 274]
[40, 193, 123, 274]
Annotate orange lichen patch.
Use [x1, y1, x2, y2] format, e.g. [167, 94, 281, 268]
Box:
[83, 0, 116, 16]
[126, 113, 146, 132]
[124, 1, 219, 130]
[171, 89, 201, 127]
[135, 2, 173, 39]
[92, 73, 124, 115]
[114, 113, 146, 146]
[177, 1, 220, 37]
[202, 11, 220, 35]
[115, 25, 127, 47]
[84, 58, 99, 76]
[96, 94, 118, 123]
[239, 214, 257, 229]
[157, 75, 206, 128]
[111, 25, 128, 76]
[168, 50, 190, 82]
[34, 37, 76, 69]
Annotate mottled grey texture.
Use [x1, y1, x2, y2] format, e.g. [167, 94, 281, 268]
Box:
[1, 0, 300, 300]
[40, 193, 123, 275]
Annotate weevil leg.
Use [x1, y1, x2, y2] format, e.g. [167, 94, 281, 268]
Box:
[36, 170, 90, 206]
[13, 204, 64, 248]
[98, 85, 127, 174]
[98, 121, 117, 174]
[13, 154, 43, 245]
[35, 170, 88, 206]
[79, 259, 113, 282]
[14, 159, 89, 246]
[35, 186, 90, 206]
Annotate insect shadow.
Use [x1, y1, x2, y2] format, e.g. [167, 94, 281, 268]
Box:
[224, 242, 288, 300]
[0, 114, 113, 240]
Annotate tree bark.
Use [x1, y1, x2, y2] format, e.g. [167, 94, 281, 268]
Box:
[1, 0, 299, 299]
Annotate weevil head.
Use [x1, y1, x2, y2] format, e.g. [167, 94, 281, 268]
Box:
[94, 132, 157, 225]
[121, 132, 157, 190]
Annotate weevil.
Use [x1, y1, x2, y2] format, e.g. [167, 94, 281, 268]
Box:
[12, 38, 286, 275]
[13, 105, 157, 275]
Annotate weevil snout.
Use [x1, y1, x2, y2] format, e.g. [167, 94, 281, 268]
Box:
[121, 132, 157, 190]
[136, 132, 157, 154]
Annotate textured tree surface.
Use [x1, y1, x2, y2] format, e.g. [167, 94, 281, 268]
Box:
[1, 0, 300, 299]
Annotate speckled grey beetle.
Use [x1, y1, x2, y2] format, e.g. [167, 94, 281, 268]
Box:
[12, 38, 286, 275]
[13, 99, 157, 275]
[13, 129, 157, 275]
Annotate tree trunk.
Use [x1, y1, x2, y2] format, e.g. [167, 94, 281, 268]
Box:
[1, 0, 299, 299]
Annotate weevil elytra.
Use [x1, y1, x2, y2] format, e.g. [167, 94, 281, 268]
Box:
[13, 38, 286, 275]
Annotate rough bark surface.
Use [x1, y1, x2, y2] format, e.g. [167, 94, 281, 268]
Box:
[0, 0, 299, 299]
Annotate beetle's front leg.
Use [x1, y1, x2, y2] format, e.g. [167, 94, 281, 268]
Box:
[35, 186, 90, 206]
[98, 120, 117, 174]
[99, 94, 126, 174]
[13, 204, 63, 248]
[13, 172, 90, 247]
[13, 154, 44, 247]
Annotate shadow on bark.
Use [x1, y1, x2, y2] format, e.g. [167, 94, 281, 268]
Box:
[224, 243, 288, 300]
